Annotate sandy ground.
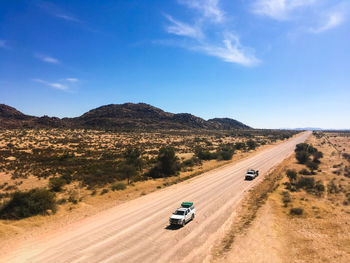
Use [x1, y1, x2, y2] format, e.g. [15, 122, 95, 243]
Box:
[1, 132, 310, 263]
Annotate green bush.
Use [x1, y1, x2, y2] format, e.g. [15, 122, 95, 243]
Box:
[217, 146, 235, 160]
[295, 151, 310, 164]
[306, 161, 319, 174]
[149, 147, 180, 178]
[296, 177, 315, 191]
[49, 177, 66, 192]
[299, 168, 311, 175]
[0, 188, 56, 219]
[111, 182, 126, 191]
[246, 139, 257, 150]
[286, 169, 297, 183]
[194, 147, 217, 160]
[290, 207, 303, 215]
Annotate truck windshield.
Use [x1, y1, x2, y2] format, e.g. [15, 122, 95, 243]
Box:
[174, 210, 185, 215]
[247, 171, 254, 174]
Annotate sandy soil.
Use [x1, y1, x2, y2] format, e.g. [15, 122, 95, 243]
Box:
[0, 132, 310, 263]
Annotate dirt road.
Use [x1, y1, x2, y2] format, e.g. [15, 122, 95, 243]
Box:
[3, 132, 311, 263]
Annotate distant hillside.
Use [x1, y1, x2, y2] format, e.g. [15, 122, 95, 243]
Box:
[0, 103, 251, 130]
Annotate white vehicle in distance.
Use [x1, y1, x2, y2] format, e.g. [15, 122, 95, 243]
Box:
[169, 202, 196, 227]
[245, 169, 259, 180]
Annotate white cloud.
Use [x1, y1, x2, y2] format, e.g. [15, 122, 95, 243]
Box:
[65, 78, 79, 83]
[309, 12, 345, 33]
[33, 79, 69, 91]
[164, 0, 259, 66]
[179, 0, 224, 23]
[252, 0, 315, 20]
[35, 54, 60, 64]
[38, 2, 80, 23]
[165, 15, 203, 39]
[195, 34, 260, 66]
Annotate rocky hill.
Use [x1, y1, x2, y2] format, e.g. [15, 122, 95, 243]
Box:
[0, 103, 251, 130]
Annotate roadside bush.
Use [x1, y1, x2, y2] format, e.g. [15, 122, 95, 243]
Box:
[286, 169, 297, 183]
[306, 161, 319, 174]
[281, 191, 291, 207]
[149, 147, 180, 178]
[295, 151, 310, 164]
[194, 147, 217, 161]
[246, 139, 257, 150]
[182, 157, 201, 167]
[217, 146, 235, 160]
[111, 182, 126, 191]
[0, 188, 56, 219]
[49, 177, 66, 192]
[290, 207, 303, 215]
[299, 168, 311, 175]
[296, 177, 315, 191]
[234, 142, 246, 150]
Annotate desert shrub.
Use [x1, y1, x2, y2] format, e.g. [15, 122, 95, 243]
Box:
[281, 191, 291, 207]
[111, 182, 126, 191]
[49, 177, 66, 192]
[306, 161, 319, 174]
[148, 147, 180, 178]
[118, 163, 137, 184]
[290, 207, 303, 215]
[314, 180, 325, 196]
[217, 146, 235, 160]
[286, 169, 297, 183]
[295, 151, 311, 164]
[327, 180, 339, 194]
[68, 190, 79, 204]
[182, 157, 201, 167]
[246, 139, 257, 150]
[234, 142, 246, 150]
[295, 143, 322, 164]
[0, 188, 56, 219]
[194, 147, 217, 160]
[123, 147, 144, 171]
[100, 189, 109, 195]
[299, 168, 311, 175]
[296, 177, 315, 191]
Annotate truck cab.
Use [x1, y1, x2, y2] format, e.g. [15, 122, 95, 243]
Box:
[169, 202, 195, 227]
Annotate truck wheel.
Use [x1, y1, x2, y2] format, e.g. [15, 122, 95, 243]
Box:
[191, 214, 194, 220]
[182, 220, 185, 227]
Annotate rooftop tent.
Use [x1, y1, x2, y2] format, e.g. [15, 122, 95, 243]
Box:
[181, 202, 193, 208]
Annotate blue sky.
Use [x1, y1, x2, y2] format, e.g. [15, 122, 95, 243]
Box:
[0, 0, 349, 129]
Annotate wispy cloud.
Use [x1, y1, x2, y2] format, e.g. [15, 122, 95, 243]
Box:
[163, 0, 259, 66]
[35, 53, 60, 64]
[165, 15, 203, 39]
[179, 0, 224, 23]
[65, 78, 79, 83]
[38, 1, 80, 23]
[194, 34, 260, 66]
[33, 79, 68, 91]
[309, 11, 345, 33]
[252, 0, 315, 20]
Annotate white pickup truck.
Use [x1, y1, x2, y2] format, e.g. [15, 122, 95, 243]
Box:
[169, 202, 196, 227]
[245, 169, 259, 180]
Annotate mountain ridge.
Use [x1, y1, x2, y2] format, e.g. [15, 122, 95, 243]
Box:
[0, 103, 251, 130]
